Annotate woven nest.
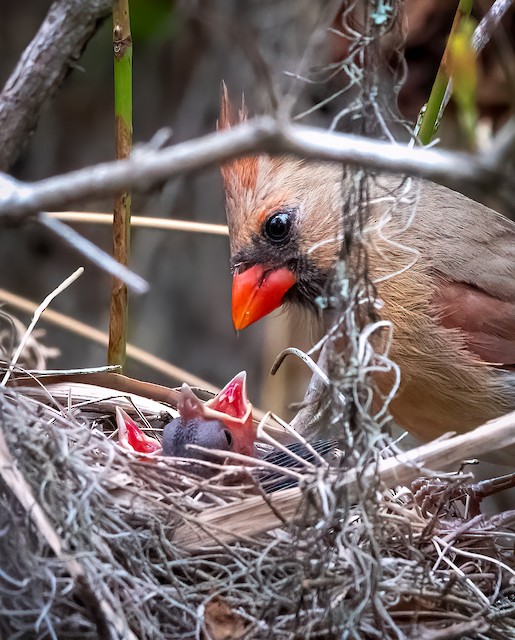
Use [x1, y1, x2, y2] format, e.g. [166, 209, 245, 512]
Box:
[1, 314, 515, 640]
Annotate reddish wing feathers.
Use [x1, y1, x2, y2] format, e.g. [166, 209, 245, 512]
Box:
[433, 281, 515, 364]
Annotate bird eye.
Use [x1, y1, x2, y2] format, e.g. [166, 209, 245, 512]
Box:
[264, 210, 292, 244]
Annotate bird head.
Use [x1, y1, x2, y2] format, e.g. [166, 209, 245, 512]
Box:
[219, 85, 344, 330]
[165, 371, 256, 459]
[115, 406, 162, 455]
[115, 372, 255, 460]
[203, 370, 255, 456]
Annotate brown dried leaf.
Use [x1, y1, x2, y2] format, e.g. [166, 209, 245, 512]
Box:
[203, 597, 247, 640]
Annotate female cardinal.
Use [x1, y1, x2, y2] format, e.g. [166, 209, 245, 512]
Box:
[219, 88, 515, 463]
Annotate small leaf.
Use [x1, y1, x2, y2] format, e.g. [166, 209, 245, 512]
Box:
[448, 16, 479, 148]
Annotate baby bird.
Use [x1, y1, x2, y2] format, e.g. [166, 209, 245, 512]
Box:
[116, 371, 256, 461]
[162, 371, 255, 459]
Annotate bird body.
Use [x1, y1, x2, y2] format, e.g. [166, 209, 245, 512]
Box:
[364, 179, 515, 445]
[220, 89, 515, 462]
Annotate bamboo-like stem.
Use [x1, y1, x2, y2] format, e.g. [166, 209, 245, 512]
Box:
[417, 0, 474, 146]
[108, 0, 133, 368]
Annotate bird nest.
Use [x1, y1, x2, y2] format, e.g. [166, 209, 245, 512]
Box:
[1, 315, 515, 640]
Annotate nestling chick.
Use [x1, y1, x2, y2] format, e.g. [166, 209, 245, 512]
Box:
[219, 87, 515, 465]
[163, 371, 255, 459]
[116, 372, 256, 461]
[116, 407, 161, 454]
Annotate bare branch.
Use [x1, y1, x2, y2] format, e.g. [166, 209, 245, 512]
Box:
[0, 116, 514, 225]
[0, 0, 112, 171]
[0, 172, 148, 292]
[38, 214, 149, 294]
[0, 267, 83, 386]
[473, 0, 514, 52]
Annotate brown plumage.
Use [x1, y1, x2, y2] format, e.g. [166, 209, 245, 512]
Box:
[219, 87, 515, 464]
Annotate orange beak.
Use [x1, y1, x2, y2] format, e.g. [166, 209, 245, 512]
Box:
[231, 265, 297, 330]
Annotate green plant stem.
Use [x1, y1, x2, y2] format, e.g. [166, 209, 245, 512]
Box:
[417, 0, 474, 146]
[108, 0, 133, 368]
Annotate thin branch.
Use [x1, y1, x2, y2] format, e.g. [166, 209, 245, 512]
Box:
[288, 340, 330, 434]
[473, 0, 514, 52]
[0, 0, 112, 171]
[0, 149, 147, 295]
[38, 213, 148, 293]
[49, 211, 229, 236]
[1, 268, 84, 386]
[0, 117, 513, 224]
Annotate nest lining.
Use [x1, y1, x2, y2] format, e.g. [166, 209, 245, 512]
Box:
[1, 375, 515, 640]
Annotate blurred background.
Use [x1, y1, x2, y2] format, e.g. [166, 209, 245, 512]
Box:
[0, 0, 513, 417]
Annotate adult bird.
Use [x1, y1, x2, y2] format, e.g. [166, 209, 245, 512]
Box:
[219, 87, 515, 465]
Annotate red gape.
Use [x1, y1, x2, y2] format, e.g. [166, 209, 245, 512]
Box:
[116, 371, 256, 459]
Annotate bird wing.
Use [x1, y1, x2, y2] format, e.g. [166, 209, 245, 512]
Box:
[433, 281, 515, 364]
[413, 181, 515, 366]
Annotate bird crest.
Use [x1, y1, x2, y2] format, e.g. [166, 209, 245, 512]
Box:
[218, 83, 259, 195]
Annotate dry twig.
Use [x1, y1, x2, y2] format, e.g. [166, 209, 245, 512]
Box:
[0, 116, 514, 228]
